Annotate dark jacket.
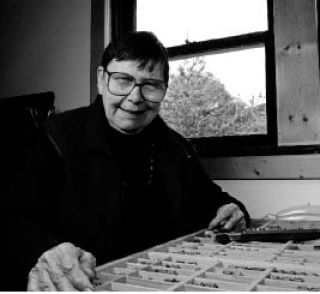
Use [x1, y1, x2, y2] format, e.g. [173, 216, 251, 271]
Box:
[1, 96, 249, 290]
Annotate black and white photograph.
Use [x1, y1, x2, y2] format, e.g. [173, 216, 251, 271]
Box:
[1, 0, 320, 291]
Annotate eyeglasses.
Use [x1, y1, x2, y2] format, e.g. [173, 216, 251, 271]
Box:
[105, 70, 167, 103]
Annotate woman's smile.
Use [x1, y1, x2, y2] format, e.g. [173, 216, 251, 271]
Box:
[119, 106, 146, 115]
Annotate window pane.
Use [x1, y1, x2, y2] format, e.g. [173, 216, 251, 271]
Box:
[160, 47, 267, 138]
[137, 0, 268, 47]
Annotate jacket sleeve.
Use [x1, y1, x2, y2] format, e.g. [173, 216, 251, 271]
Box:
[0, 131, 62, 290]
[179, 141, 250, 231]
[190, 158, 250, 226]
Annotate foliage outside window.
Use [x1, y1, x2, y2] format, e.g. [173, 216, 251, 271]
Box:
[161, 55, 266, 138]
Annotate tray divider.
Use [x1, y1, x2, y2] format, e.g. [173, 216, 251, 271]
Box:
[246, 266, 274, 291]
[167, 262, 219, 291]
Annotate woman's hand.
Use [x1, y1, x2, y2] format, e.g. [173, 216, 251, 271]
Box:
[209, 203, 247, 232]
[27, 242, 96, 291]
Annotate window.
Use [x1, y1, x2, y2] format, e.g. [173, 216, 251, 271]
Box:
[113, 0, 276, 155]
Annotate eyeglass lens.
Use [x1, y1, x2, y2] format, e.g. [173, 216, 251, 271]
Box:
[107, 72, 165, 102]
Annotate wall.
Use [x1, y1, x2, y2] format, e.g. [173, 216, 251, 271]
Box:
[1, 0, 91, 111]
[216, 179, 320, 219]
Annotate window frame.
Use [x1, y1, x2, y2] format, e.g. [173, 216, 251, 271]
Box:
[164, 0, 277, 156]
[110, 0, 308, 157]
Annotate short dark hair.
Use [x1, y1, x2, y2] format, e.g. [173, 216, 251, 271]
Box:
[101, 31, 169, 85]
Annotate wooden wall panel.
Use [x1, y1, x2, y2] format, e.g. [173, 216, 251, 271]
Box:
[201, 154, 320, 180]
[274, 0, 320, 145]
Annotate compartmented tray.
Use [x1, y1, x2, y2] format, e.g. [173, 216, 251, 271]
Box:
[94, 220, 320, 291]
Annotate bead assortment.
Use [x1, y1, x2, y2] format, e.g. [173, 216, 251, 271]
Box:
[94, 221, 320, 291]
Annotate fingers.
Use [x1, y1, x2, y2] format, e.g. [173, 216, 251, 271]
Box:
[27, 267, 40, 291]
[28, 263, 67, 291]
[58, 250, 94, 290]
[48, 267, 78, 291]
[209, 208, 230, 229]
[232, 216, 247, 232]
[28, 242, 95, 291]
[220, 210, 241, 231]
[209, 203, 246, 232]
[33, 251, 78, 291]
[28, 265, 56, 291]
[209, 203, 234, 229]
[79, 250, 96, 280]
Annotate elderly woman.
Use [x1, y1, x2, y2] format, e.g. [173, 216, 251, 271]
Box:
[2, 31, 249, 291]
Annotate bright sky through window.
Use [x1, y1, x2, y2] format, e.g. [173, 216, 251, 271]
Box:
[169, 47, 266, 105]
[137, 0, 268, 104]
[137, 0, 268, 46]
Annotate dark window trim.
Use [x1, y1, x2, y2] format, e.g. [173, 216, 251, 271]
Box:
[167, 0, 278, 156]
[110, 0, 136, 42]
[264, 0, 278, 150]
[318, 0, 320, 78]
[168, 31, 269, 58]
[90, 0, 105, 103]
[195, 141, 320, 157]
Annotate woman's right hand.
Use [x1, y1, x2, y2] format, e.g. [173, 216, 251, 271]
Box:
[27, 242, 96, 291]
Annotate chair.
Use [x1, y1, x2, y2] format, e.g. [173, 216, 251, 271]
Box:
[0, 91, 55, 196]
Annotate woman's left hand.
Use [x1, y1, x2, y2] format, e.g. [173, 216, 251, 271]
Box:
[208, 203, 247, 232]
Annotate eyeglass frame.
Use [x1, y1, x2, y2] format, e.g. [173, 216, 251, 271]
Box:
[104, 69, 167, 103]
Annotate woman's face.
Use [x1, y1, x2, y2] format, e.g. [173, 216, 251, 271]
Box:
[97, 59, 166, 134]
